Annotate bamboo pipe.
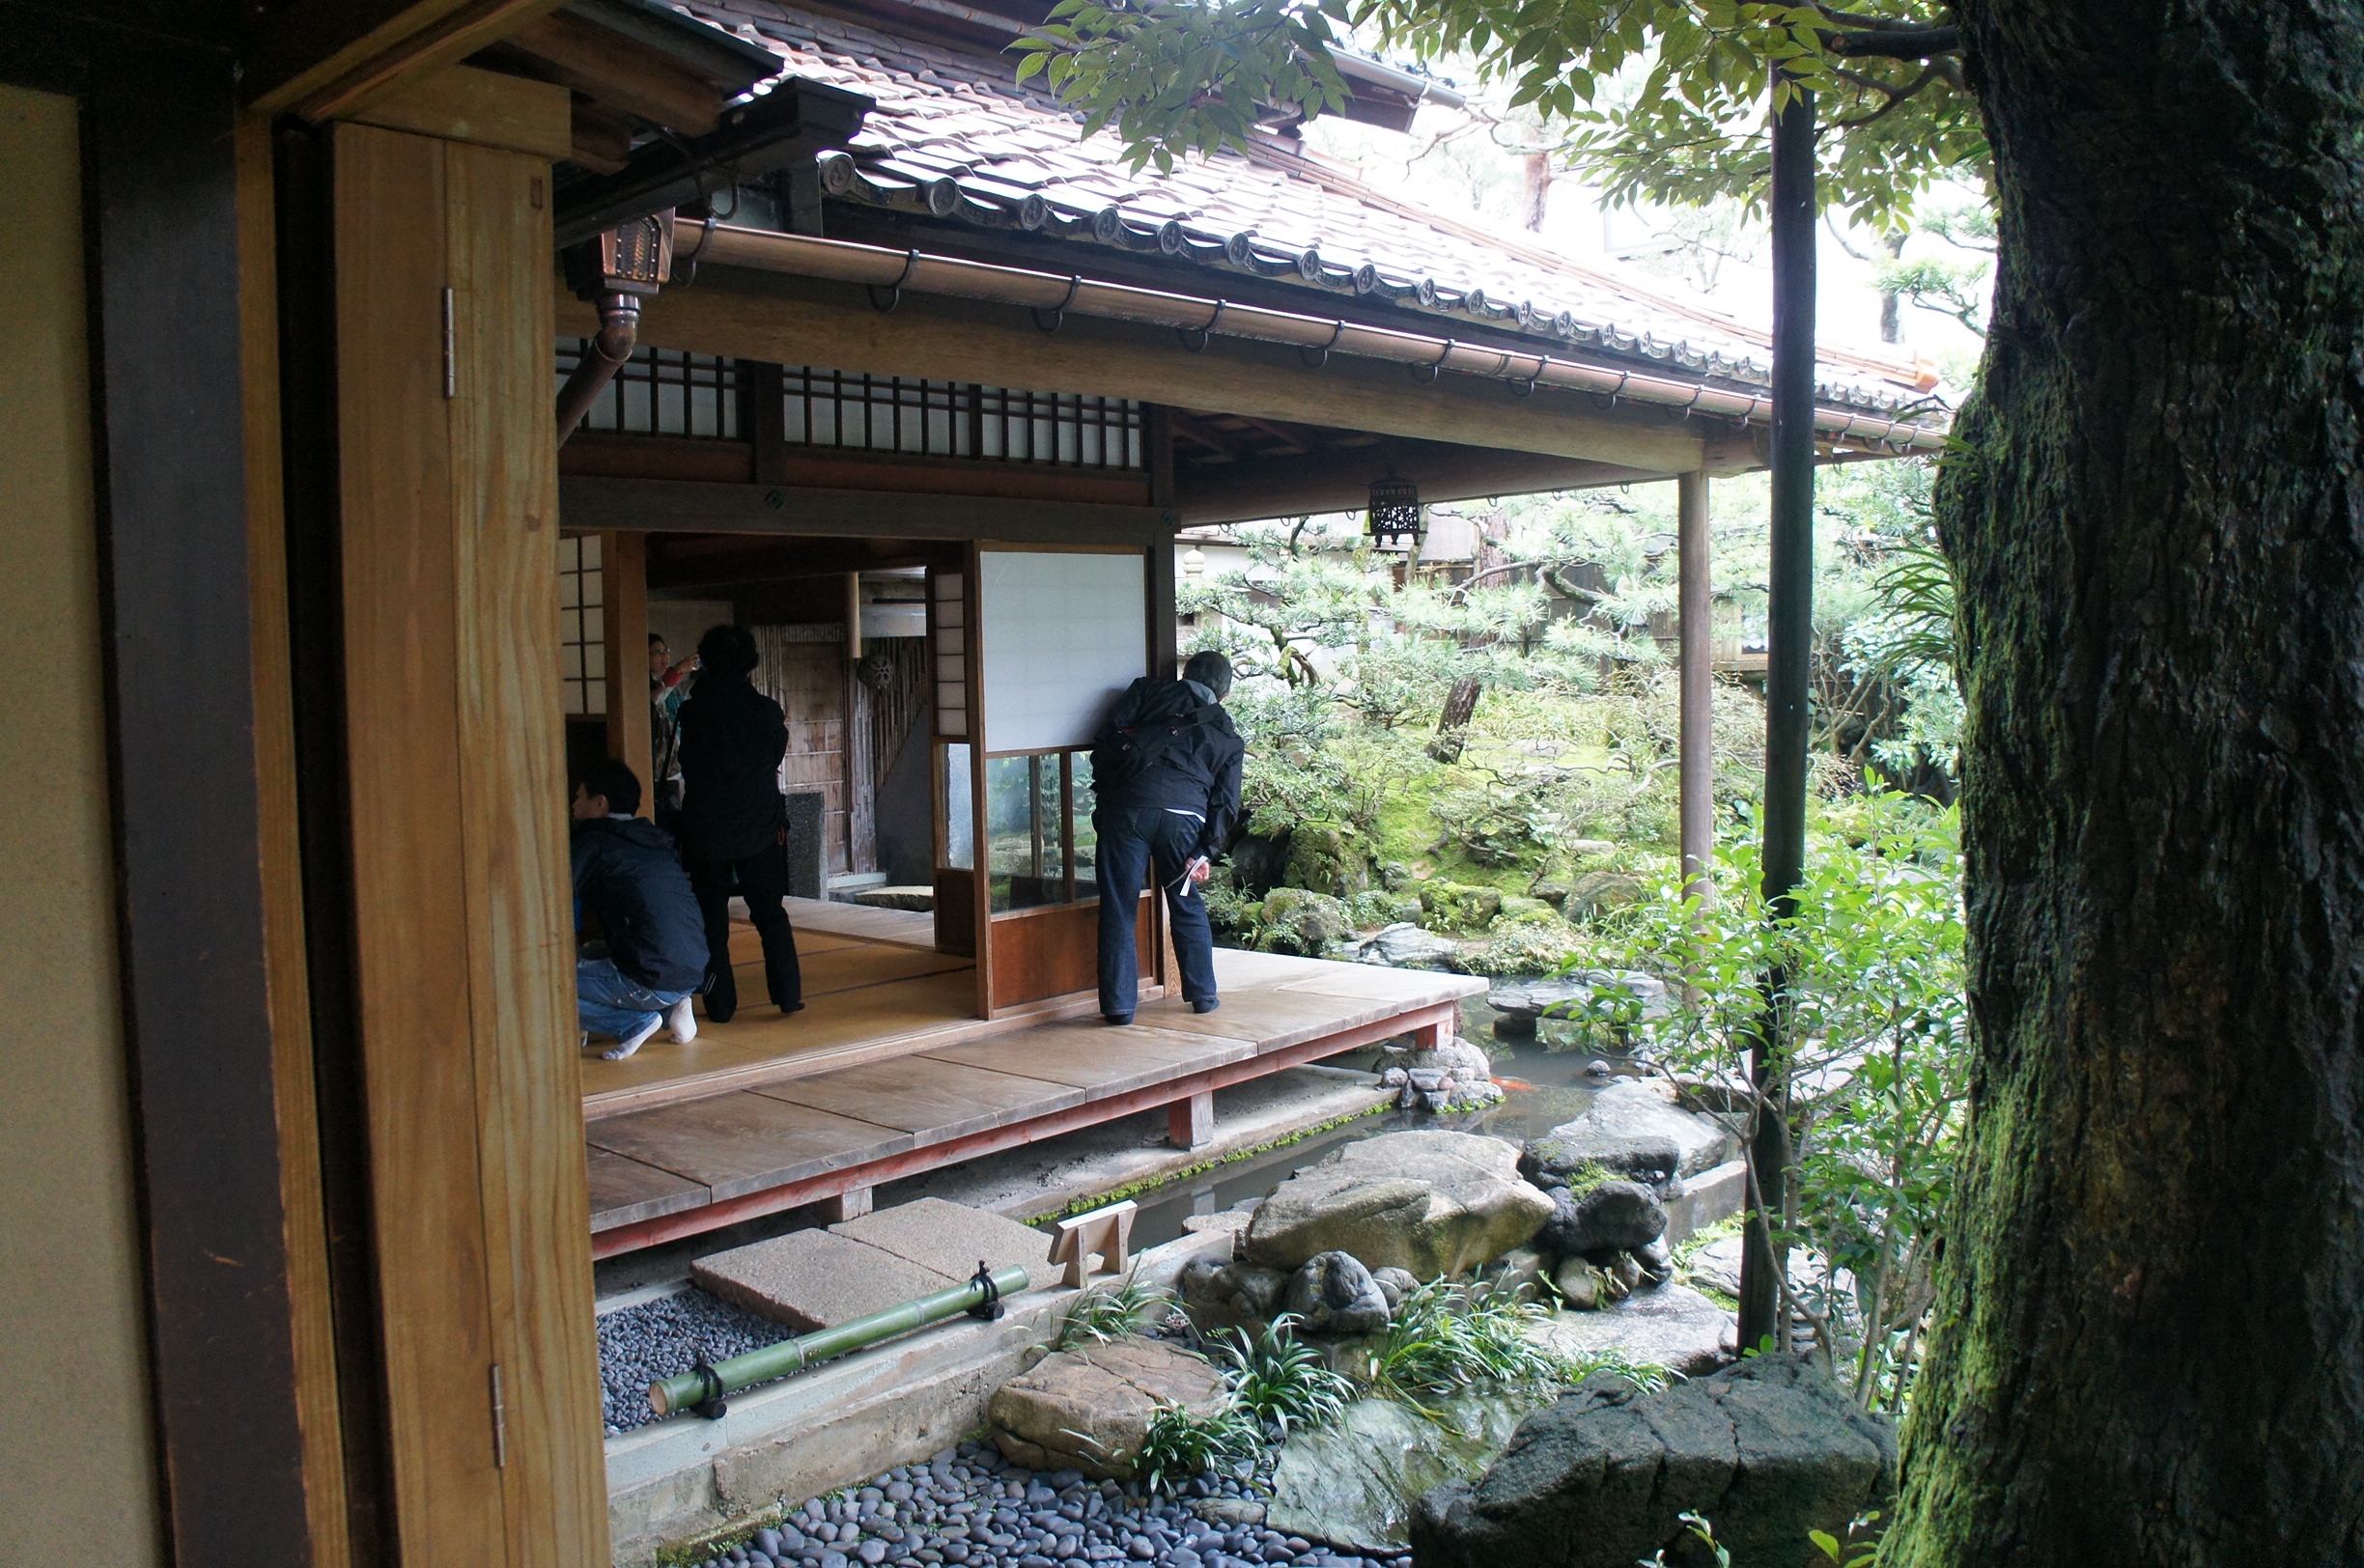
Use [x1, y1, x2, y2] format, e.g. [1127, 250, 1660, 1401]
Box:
[648, 1263, 1030, 1417]
[666, 219, 1946, 453]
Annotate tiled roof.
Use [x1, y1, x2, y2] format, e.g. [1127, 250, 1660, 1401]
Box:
[684, 0, 1936, 418]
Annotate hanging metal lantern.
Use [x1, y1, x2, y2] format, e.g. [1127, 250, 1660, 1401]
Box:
[1367, 470, 1423, 551]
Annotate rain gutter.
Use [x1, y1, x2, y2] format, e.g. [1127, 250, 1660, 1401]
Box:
[667, 218, 1946, 453]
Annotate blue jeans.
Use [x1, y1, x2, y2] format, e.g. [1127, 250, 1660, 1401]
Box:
[1094, 805, 1218, 1018]
[577, 958, 691, 1042]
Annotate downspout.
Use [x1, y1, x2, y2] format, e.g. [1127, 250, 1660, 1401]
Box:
[555, 291, 640, 444]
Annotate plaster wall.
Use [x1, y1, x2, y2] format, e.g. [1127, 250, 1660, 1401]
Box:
[0, 83, 166, 1565]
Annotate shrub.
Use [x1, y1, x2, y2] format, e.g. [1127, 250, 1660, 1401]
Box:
[1466, 912, 1587, 976]
[1213, 1315, 1354, 1439]
[1132, 1401, 1261, 1497]
[1054, 1270, 1170, 1351]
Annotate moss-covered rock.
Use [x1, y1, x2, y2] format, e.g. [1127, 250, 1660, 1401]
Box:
[1254, 887, 1355, 956]
[1420, 881, 1504, 933]
[1465, 915, 1587, 977]
[1347, 888, 1424, 929]
[1564, 869, 1648, 918]
[1283, 821, 1372, 899]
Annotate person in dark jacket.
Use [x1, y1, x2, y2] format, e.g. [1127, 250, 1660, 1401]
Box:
[1087, 650, 1245, 1024]
[676, 623, 802, 1022]
[571, 758, 708, 1060]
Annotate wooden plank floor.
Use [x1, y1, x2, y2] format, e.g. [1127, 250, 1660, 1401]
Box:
[585, 949, 1484, 1254]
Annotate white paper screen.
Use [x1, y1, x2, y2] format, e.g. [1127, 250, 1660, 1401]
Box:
[979, 551, 1146, 752]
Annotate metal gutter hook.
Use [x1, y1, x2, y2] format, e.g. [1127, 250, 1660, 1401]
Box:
[1176, 299, 1226, 352]
[868, 249, 919, 313]
[1410, 338, 1454, 384]
[1032, 275, 1082, 335]
[1299, 319, 1344, 369]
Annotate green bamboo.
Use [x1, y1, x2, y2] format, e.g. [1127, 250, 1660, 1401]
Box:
[648, 1263, 1031, 1416]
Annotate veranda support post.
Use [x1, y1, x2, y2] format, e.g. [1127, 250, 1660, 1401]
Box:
[1677, 470, 1713, 905]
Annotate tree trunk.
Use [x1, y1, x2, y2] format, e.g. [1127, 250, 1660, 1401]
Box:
[1429, 677, 1482, 763]
[1892, 7, 2364, 1564]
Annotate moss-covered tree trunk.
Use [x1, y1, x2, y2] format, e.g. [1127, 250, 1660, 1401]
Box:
[1892, 6, 2364, 1562]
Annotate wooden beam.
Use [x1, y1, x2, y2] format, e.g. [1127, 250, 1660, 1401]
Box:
[1168, 407, 1246, 460]
[501, 11, 727, 135]
[563, 474, 1172, 544]
[342, 63, 571, 161]
[602, 530, 653, 809]
[1174, 438, 1662, 526]
[245, 0, 569, 122]
[1227, 413, 1316, 454]
[556, 272, 1711, 470]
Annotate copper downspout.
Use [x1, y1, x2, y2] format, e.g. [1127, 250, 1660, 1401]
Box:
[555, 292, 642, 444]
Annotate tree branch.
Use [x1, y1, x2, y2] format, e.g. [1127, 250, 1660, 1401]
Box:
[1827, 25, 1960, 59]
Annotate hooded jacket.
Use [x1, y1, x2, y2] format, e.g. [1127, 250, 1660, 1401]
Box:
[1089, 675, 1245, 859]
[571, 816, 708, 992]
[676, 671, 790, 863]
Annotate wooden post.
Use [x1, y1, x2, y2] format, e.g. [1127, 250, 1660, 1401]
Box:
[1167, 1090, 1214, 1151]
[602, 528, 652, 811]
[820, 1186, 873, 1223]
[1676, 471, 1713, 903]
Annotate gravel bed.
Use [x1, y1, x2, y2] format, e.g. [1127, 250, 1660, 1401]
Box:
[598, 1289, 791, 1434]
[687, 1439, 1413, 1568]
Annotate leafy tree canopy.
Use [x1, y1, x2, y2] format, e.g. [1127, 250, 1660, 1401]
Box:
[1016, 1, 1984, 229]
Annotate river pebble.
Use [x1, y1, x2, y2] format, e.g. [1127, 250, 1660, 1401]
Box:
[682, 1442, 1415, 1568]
[596, 1289, 792, 1433]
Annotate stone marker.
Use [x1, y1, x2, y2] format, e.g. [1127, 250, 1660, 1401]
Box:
[1412, 1354, 1895, 1568]
[1244, 1130, 1555, 1278]
[693, 1229, 961, 1332]
[988, 1339, 1227, 1479]
[830, 1195, 1063, 1292]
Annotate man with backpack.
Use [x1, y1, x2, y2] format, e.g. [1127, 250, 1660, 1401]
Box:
[1088, 650, 1244, 1024]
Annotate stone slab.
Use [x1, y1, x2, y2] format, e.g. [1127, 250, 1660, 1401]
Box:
[1536, 1282, 1736, 1378]
[830, 1196, 1061, 1292]
[988, 1338, 1227, 1479]
[692, 1228, 961, 1332]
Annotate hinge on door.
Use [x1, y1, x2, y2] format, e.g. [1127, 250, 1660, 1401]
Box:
[490, 1361, 508, 1469]
[441, 287, 457, 399]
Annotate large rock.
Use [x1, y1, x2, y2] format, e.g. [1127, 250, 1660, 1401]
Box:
[1267, 1392, 1554, 1552]
[988, 1340, 1226, 1479]
[1524, 1079, 1735, 1189]
[1534, 1284, 1736, 1378]
[1535, 1179, 1668, 1261]
[1281, 1250, 1393, 1336]
[1487, 972, 1668, 1025]
[1177, 1256, 1288, 1331]
[1412, 1355, 1895, 1568]
[1244, 1131, 1556, 1279]
[1356, 921, 1465, 971]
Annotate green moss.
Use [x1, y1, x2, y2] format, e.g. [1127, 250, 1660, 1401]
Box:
[1564, 1161, 1614, 1196]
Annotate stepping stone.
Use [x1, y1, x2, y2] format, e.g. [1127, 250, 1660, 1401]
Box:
[989, 1340, 1227, 1479]
[693, 1228, 963, 1332]
[831, 1196, 1062, 1292]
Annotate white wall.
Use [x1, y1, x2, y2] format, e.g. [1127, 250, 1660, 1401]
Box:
[0, 83, 165, 1568]
[979, 551, 1145, 751]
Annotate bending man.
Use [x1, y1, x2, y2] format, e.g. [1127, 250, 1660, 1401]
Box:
[1088, 650, 1243, 1024]
[571, 758, 707, 1061]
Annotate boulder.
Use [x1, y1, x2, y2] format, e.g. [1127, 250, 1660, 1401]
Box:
[1563, 870, 1647, 916]
[1550, 1257, 1601, 1311]
[1281, 1250, 1393, 1336]
[1177, 1256, 1288, 1331]
[1488, 972, 1669, 1025]
[1634, 1238, 1675, 1287]
[1267, 1392, 1553, 1553]
[1524, 1079, 1734, 1188]
[1535, 1179, 1668, 1261]
[989, 1339, 1227, 1480]
[1371, 1266, 1421, 1311]
[1534, 1283, 1736, 1379]
[1681, 1234, 1744, 1299]
[1358, 921, 1464, 971]
[1474, 1246, 1548, 1303]
[1244, 1131, 1556, 1279]
[1411, 1355, 1896, 1568]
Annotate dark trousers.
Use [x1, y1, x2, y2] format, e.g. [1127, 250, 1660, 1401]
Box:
[688, 843, 802, 1022]
[1094, 805, 1218, 1018]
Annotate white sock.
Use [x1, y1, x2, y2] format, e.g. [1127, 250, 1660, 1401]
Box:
[667, 994, 697, 1044]
[604, 1014, 664, 1061]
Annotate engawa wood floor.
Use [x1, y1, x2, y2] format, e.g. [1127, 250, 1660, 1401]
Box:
[582, 948, 1485, 1255]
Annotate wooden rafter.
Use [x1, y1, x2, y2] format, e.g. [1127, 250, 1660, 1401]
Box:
[245, 0, 570, 121]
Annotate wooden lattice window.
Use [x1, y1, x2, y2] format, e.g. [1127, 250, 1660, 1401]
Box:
[559, 535, 605, 716]
[556, 341, 741, 438]
[782, 368, 1143, 468]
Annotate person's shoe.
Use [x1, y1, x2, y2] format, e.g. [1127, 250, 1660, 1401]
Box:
[780, 1001, 805, 1016]
[666, 996, 698, 1044]
[1190, 998, 1222, 1015]
[578, 1030, 591, 1050]
[1103, 1012, 1134, 1026]
[603, 1014, 664, 1061]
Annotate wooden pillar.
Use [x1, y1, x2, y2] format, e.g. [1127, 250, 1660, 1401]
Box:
[1677, 471, 1713, 901]
[1167, 1091, 1213, 1151]
[333, 111, 607, 1568]
[601, 527, 652, 811]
